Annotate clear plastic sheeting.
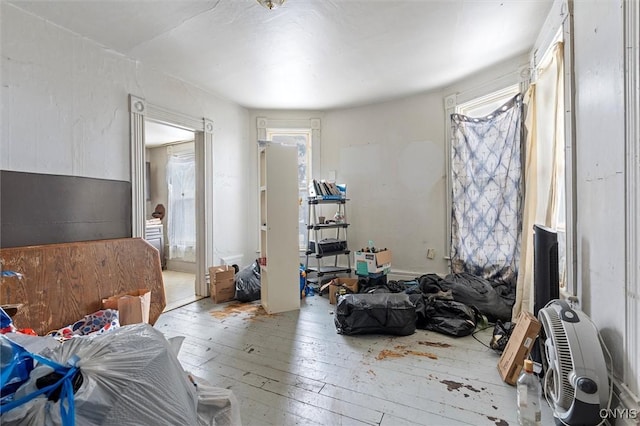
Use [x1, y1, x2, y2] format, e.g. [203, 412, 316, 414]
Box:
[0, 324, 241, 425]
[192, 375, 242, 426]
[168, 337, 242, 426]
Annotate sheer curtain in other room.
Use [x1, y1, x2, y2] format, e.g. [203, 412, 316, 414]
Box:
[166, 151, 196, 262]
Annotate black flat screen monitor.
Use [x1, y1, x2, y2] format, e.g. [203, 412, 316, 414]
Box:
[533, 224, 559, 316]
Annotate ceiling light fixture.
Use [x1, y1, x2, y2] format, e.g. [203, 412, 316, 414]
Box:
[257, 0, 286, 10]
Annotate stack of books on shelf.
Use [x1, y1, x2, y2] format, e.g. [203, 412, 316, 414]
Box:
[308, 179, 345, 200]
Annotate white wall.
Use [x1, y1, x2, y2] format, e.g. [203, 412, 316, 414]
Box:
[146, 146, 169, 221]
[1, 3, 254, 266]
[321, 93, 448, 276]
[573, 0, 626, 378]
[252, 98, 448, 277]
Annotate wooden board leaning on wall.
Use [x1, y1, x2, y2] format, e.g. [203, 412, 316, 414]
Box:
[0, 238, 166, 336]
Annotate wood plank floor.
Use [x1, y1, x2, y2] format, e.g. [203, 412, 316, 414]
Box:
[154, 295, 555, 426]
[162, 270, 202, 312]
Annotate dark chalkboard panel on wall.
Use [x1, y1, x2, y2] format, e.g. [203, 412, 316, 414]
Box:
[1, 170, 132, 248]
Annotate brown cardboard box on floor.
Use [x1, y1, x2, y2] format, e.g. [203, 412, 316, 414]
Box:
[498, 310, 541, 385]
[321, 277, 359, 304]
[209, 265, 235, 303]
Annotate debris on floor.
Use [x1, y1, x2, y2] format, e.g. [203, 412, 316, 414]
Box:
[375, 345, 438, 360]
[417, 340, 451, 348]
[487, 415, 509, 426]
[209, 301, 277, 321]
[439, 379, 485, 393]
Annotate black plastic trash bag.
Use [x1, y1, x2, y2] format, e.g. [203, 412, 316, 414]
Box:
[234, 261, 261, 302]
[489, 319, 515, 353]
[422, 298, 480, 337]
[334, 293, 416, 336]
[408, 294, 427, 329]
[357, 275, 388, 294]
[385, 279, 420, 294]
[439, 272, 514, 321]
[418, 273, 444, 294]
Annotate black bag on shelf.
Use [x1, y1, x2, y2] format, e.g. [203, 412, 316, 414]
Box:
[308, 238, 347, 254]
[334, 293, 416, 336]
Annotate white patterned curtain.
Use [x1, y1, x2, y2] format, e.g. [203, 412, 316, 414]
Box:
[167, 153, 196, 262]
[450, 94, 524, 286]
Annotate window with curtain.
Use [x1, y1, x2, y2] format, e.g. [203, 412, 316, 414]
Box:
[444, 85, 522, 260]
[450, 94, 524, 286]
[166, 146, 196, 262]
[266, 130, 312, 251]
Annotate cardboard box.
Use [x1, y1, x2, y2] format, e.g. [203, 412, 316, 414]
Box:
[354, 249, 392, 275]
[498, 310, 541, 385]
[102, 289, 151, 325]
[209, 265, 236, 303]
[320, 277, 359, 304]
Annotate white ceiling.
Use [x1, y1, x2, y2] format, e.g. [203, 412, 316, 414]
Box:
[145, 121, 195, 147]
[10, 0, 552, 110]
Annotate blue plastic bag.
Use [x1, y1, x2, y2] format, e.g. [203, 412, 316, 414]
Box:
[0, 308, 13, 329]
[0, 335, 78, 425]
[0, 335, 34, 404]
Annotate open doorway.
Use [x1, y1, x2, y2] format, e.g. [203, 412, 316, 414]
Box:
[129, 94, 215, 307]
[145, 120, 200, 311]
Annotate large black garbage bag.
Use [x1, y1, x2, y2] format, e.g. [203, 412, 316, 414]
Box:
[422, 298, 480, 337]
[418, 273, 444, 294]
[408, 294, 427, 329]
[235, 261, 261, 302]
[362, 285, 390, 295]
[439, 272, 514, 321]
[386, 279, 421, 294]
[357, 275, 388, 294]
[335, 293, 416, 336]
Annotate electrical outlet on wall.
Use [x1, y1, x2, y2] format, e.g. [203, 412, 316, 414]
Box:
[426, 248, 436, 259]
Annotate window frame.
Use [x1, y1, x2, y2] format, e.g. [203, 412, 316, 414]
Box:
[266, 128, 313, 251]
[256, 117, 321, 252]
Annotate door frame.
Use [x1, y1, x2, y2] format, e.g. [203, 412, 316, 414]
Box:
[129, 94, 214, 296]
[624, 0, 640, 401]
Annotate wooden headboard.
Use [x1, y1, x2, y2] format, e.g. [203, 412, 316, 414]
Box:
[0, 238, 166, 336]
